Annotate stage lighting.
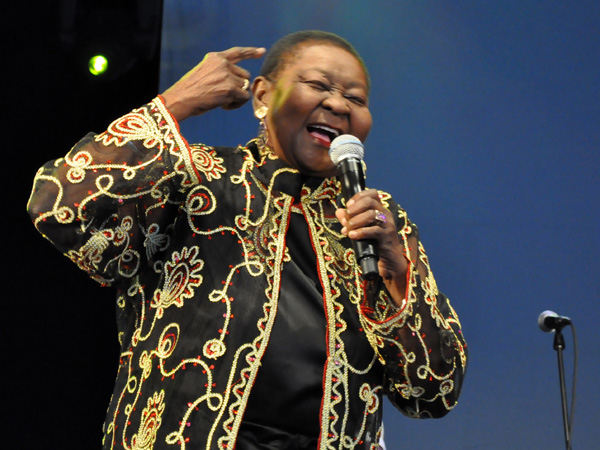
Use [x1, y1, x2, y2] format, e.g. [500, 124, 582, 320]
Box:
[88, 54, 108, 76]
[59, 0, 163, 81]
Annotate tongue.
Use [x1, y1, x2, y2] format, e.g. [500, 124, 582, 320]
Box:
[308, 129, 332, 145]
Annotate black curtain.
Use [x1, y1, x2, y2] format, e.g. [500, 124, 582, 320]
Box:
[4, 1, 163, 448]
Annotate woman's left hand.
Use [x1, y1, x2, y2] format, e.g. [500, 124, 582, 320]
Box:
[335, 189, 408, 303]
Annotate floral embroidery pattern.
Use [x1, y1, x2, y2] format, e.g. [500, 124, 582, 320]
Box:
[151, 246, 204, 318]
[130, 390, 166, 450]
[190, 144, 226, 181]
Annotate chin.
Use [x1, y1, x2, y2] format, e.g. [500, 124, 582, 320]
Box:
[300, 164, 338, 179]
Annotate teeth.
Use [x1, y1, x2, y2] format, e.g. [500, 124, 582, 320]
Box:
[312, 124, 340, 137]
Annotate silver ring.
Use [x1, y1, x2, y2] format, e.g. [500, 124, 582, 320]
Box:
[374, 210, 387, 225]
[242, 79, 250, 91]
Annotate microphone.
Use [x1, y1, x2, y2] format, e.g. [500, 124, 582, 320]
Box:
[329, 134, 379, 280]
[538, 310, 572, 332]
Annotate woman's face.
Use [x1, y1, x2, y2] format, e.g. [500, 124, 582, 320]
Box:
[257, 43, 372, 178]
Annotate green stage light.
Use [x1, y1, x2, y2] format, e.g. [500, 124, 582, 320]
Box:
[88, 54, 109, 76]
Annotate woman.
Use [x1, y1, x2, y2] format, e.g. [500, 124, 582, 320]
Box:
[28, 30, 467, 449]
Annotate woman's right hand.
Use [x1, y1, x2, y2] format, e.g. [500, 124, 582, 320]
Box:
[161, 46, 266, 122]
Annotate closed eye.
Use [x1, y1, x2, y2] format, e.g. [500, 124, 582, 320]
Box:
[303, 79, 367, 106]
[344, 94, 367, 106]
[305, 80, 331, 91]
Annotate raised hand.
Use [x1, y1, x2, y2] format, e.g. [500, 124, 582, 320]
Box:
[162, 46, 266, 122]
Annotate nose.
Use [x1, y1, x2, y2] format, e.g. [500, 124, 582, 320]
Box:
[321, 90, 351, 115]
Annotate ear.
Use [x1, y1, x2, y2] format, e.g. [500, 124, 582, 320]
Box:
[251, 76, 272, 114]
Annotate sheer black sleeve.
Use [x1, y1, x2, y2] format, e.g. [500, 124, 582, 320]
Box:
[27, 96, 204, 286]
[359, 193, 468, 418]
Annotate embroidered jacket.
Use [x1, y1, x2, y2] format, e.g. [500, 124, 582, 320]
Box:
[27, 97, 467, 450]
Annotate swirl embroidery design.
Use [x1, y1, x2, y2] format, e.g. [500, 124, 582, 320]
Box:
[151, 246, 204, 318]
[130, 390, 166, 450]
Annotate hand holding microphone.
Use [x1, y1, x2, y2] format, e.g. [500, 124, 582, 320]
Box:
[331, 135, 408, 290]
[330, 135, 378, 279]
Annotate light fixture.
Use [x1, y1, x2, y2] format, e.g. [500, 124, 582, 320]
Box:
[88, 54, 109, 76]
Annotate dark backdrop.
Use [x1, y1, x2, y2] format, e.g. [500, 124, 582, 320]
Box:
[5, 1, 162, 448]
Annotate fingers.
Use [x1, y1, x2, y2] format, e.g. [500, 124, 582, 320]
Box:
[220, 46, 267, 64]
[344, 189, 384, 219]
[336, 189, 407, 283]
[227, 62, 251, 81]
[221, 75, 252, 111]
[217, 46, 266, 87]
[340, 210, 389, 240]
[219, 47, 265, 110]
[162, 46, 266, 120]
[337, 190, 391, 240]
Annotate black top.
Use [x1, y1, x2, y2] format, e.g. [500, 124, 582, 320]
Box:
[239, 207, 325, 445]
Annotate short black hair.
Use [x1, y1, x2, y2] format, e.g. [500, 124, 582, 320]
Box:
[260, 30, 370, 91]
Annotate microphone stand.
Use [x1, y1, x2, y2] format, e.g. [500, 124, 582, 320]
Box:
[552, 328, 571, 450]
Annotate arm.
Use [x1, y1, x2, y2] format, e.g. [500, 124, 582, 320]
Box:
[336, 190, 467, 418]
[27, 47, 266, 285]
[26, 98, 195, 285]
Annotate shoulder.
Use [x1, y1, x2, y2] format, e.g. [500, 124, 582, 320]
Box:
[188, 143, 255, 182]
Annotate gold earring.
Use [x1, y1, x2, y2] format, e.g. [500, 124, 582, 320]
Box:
[254, 106, 271, 156]
[254, 105, 268, 120]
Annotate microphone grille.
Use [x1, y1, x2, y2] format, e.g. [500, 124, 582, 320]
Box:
[329, 134, 364, 165]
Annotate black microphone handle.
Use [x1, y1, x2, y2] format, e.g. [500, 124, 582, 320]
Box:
[338, 158, 379, 280]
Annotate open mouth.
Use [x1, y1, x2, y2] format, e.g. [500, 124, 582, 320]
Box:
[307, 124, 341, 146]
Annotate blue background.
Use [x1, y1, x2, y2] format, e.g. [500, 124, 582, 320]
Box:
[159, 1, 599, 449]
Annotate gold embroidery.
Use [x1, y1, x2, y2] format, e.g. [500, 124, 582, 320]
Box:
[189, 144, 226, 181]
[29, 97, 467, 449]
[299, 179, 383, 448]
[65, 216, 138, 285]
[130, 390, 166, 450]
[150, 246, 204, 319]
[218, 193, 293, 450]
